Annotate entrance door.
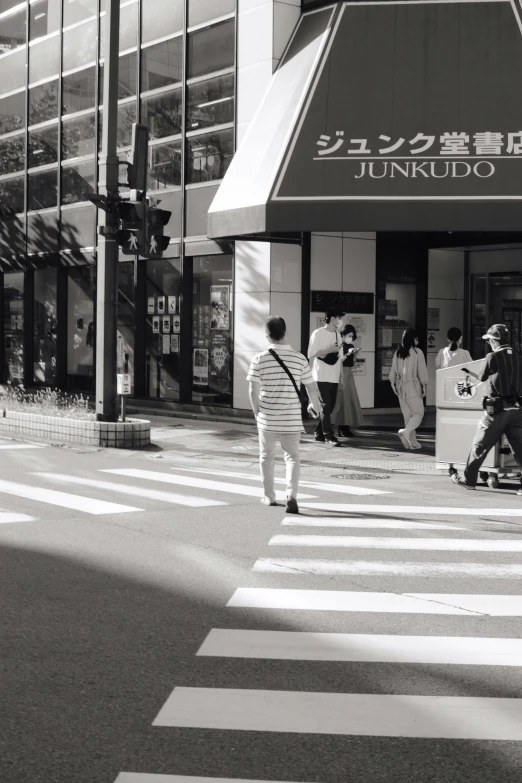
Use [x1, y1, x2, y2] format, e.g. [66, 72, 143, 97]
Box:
[470, 272, 522, 357]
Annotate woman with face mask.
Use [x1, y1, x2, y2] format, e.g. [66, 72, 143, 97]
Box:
[389, 328, 428, 450]
[331, 324, 364, 437]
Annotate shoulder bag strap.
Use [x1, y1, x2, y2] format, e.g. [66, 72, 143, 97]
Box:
[268, 348, 303, 402]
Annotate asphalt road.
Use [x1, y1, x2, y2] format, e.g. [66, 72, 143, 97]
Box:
[1, 424, 522, 783]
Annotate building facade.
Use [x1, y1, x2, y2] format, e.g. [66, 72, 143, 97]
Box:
[2, 0, 522, 416]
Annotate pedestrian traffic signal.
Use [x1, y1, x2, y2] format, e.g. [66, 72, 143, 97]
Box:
[116, 199, 148, 255]
[147, 206, 171, 256]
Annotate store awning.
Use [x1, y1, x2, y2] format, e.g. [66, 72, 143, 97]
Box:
[208, 0, 522, 238]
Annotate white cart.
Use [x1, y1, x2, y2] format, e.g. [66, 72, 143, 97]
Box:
[436, 358, 520, 488]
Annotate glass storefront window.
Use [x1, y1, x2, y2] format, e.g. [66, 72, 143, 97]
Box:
[117, 261, 135, 390]
[470, 274, 487, 359]
[0, 48, 27, 95]
[67, 265, 95, 389]
[146, 257, 181, 400]
[98, 100, 136, 151]
[188, 0, 234, 28]
[0, 132, 25, 176]
[187, 18, 234, 79]
[1, 0, 25, 14]
[29, 79, 58, 125]
[3, 271, 24, 385]
[141, 86, 182, 141]
[0, 89, 25, 134]
[61, 158, 95, 204]
[62, 19, 97, 72]
[34, 266, 57, 386]
[63, 67, 96, 115]
[148, 139, 181, 190]
[62, 113, 96, 159]
[28, 167, 58, 209]
[141, 0, 183, 46]
[29, 33, 59, 84]
[99, 51, 137, 103]
[28, 123, 59, 168]
[0, 174, 24, 214]
[141, 37, 183, 92]
[0, 7, 27, 53]
[187, 73, 234, 131]
[99, 1, 137, 54]
[63, 0, 97, 28]
[191, 255, 233, 405]
[186, 128, 233, 184]
[29, 0, 60, 40]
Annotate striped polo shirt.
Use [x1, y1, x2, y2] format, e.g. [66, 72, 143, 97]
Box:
[479, 345, 522, 400]
[247, 344, 314, 433]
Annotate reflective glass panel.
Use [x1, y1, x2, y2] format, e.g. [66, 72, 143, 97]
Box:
[141, 0, 183, 45]
[61, 158, 95, 204]
[145, 257, 181, 400]
[62, 112, 96, 159]
[63, 0, 97, 28]
[29, 79, 58, 125]
[0, 48, 27, 95]
[30, 0, 60, 40]
[98, 51, 136, 102]
[29, 33, 59, 83]
[188, 0, 234, 28]
[0, 7, 26, 53]
[1, 0, 24, 13]
[33, 267, 58, 386]
[62, 18, 97, 71]
[62, 66, 96, 114]
[141, 36, 182, 92]
[3, 271, 24, 385]
[98, 100, 136, 150]
[187, 73, 234, 131]
[187, 18, 234, 79]
[0, 89, 25, 134]
[148, 139, 181, 190]
[28, 167, 58, 209]
[0, 132, 24, 175]
[141, 87, 181, 141]
[67, 265, 95, 386]
[99, 1, 137, 54]
[0, 174, 24, 214]
[186, 128, 234, 183]
[28, 123, 58, 167]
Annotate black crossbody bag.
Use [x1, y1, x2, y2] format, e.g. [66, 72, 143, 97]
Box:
[269, 349, 309, 407]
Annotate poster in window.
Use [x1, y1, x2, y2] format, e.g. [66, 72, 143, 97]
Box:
[157, 296, 165, 315]
[152, 316, 160, 333]
[162, 335, 170, 354]
[147, 297, 155, 314]
[168, 295, 177, 314]
[172, 314, 181, 332]
[170, 334, 179, 353]
[352, 357, 366, 376]
[162, 316, 171, 333]
[193, 348, 208, 386]
[210, 333, 230, 386]
[210, 285, 230, 330]
[427, 307, 440, 331]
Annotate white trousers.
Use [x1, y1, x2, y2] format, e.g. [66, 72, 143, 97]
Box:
[399, 394, 424, 438]
[258, 429, 301, 502]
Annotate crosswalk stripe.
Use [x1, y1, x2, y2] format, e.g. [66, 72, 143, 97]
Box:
[34, 473, 227, 508]
[281, 517, 465, 530]
[114, 776, 300, 783]
[0, 478, 140, 515]
[153, 687, 522, 739]
[102, 468, 317, 501]
[170, 467, 390, 496]
[252, 559, 522, 578]
[0, 443, 44, 449]
[0, 511, 37, 524]
[268, 535, 522, 552]
[300, 502, 522, 516]
[197, 629, 522, 666]
[227, 588, 522, 615]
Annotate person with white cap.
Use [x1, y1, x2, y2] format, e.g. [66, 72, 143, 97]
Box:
[451, 323, 522, 493]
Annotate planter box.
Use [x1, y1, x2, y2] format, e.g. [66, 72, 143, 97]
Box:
[0, 409, 150, 449]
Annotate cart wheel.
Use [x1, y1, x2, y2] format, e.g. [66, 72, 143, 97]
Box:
[479, 472, 489, 484]
[487, 474, 499, 489]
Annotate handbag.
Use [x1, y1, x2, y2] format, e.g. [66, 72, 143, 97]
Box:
[269, 349, 309, 406]
[318, 332, 340, 365]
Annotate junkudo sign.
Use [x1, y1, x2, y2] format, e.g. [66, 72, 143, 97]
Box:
[274, 1, 522, 202]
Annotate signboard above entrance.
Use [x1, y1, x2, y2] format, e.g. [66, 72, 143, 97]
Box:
[312, 291, 374, 314]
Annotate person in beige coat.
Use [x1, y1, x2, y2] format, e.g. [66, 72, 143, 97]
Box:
[389, 328, 428, 450]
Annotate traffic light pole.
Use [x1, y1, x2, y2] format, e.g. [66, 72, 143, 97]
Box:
[95, 0, 120, 421]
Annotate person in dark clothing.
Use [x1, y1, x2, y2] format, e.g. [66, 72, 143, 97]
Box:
[451, 324, 522, 493]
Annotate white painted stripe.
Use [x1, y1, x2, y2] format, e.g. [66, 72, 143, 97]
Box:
[227, 588, 522, 616]
[0, 478, 139, 515]
[153, 687, 522, 739]
[281, 517, 465, 530]
[0, 443, 44, 449]
[252, 559, 522, 578]
[170, 467, 389, 496]
[114, 776, 300, 783]
[300, 503, 522, 517]
[102, 468, 316, 500]
[198, 629, 522, 666]
[34, 473, 227, 508]
[268, 535, 522, 552]
[0, 511, 37, 523]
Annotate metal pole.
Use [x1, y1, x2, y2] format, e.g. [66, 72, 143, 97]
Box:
[95, 0, 120, 421]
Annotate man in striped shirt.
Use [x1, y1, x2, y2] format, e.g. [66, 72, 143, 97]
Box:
[247, 316, 321, 514]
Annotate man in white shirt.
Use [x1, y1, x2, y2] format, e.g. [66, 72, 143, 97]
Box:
[308, 309, 344, 446]
[247, 316, 321, 514]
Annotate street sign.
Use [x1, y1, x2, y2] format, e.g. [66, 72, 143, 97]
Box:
[117, 373, 131, 395]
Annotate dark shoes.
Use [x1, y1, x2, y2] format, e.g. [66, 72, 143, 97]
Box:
[314, 433, 325, 443]
[339, 427, 352, 437]
[326, 437, 341, 447]
[286, 497, 299, 514]
[450, 473, 476, 490]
